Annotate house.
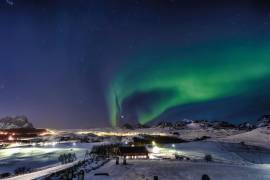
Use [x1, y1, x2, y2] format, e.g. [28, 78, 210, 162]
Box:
[118, 146, 149, 159]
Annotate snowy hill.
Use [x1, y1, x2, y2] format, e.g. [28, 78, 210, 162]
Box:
[86, 159, 270, 180]
[154, 119, 238, 130]
[257, 114, 270, 128]
[220, 126, 270, 149]
[0, 116, 34, 129]
[238, 122, 255, 130]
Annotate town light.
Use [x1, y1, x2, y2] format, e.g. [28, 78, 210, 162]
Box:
[8, 136, 14, 141]
[152, 146, 160, 154]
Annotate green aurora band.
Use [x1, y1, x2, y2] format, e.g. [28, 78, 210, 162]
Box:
[108, 39, 270, 126]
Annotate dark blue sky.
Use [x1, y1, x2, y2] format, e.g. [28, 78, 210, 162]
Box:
[1, 0, 270, 128]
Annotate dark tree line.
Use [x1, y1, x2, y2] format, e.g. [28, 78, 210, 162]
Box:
[91, 144, 120, 157]
[58, 153, 77, 164]
[14, 167, 31, 175]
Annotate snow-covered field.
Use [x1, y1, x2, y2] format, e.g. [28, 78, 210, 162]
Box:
[6, 160, 79, 180]
[1, 125, 269, 180]
[85, 139, 270, 180]
[86, 160, 270, 180]
[220, 126, 270, 149]
[3, 140, 270, 180]
[160, 141, 270, 164]
[68, 126, 246, 141]
[0, 143, 95, 174]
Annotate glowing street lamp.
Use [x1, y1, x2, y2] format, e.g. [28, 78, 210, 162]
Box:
[8, 136, 14, 141]
[152, 146, 160, 154]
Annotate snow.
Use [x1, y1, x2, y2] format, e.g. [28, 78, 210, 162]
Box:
[186, 122, 201, 129]
[1, 126, 269, 179]
[86, 159, 270, 180]
[0, 143, 97, 174]
[0, 116, 33, 129]
[66, 126, 245, 139]
[219, 126, 270, 149]
[11, 140, 269, 180]
[6, 160, 79, 180]
[163, 141, 270, 164]
[85, 140, 270, 180]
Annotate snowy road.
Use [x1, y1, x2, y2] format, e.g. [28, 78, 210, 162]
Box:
[6, 160, 79, 180]
[0, 143, 96, 174]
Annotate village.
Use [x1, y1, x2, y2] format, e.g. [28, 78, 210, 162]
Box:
[0, 118, 270, 179]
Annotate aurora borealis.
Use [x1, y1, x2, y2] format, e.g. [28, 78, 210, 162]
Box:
[1, 0, 270, 128]
[108, 39, 270, 126]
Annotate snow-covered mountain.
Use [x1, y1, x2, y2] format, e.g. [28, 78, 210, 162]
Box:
[220, 126, 270, 149]
[155, 119, 237, 130]
[238, 122, 255, 130]
[0, 116, 34, 129]
[256, 114, 270, 128]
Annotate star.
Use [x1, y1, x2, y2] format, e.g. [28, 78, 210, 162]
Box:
[6, 0, 14, 6]
[0, 83, 5, 89]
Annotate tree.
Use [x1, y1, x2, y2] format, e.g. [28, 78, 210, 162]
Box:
[204, 154, 213, 162]
[122, 123, 134, 130]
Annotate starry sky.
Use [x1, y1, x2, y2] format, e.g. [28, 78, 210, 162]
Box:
[1, 0, 270, 128]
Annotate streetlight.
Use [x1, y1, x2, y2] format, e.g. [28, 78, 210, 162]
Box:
[152, 146, 160, 154]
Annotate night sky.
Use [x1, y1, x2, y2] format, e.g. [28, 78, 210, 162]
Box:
[1, 0, 270, 128]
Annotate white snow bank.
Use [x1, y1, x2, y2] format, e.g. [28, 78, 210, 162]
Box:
[86, 159, 270, 180]
[220, 126, 270, 149]
[6, 160, 79, 180]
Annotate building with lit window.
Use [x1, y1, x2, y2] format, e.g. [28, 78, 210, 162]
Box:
[119, 146, 149, 159]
